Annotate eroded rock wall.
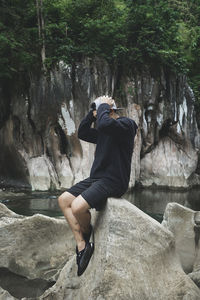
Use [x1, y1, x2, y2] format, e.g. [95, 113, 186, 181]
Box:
[123, 70, 200, 188]
[0, 59, 199, 190]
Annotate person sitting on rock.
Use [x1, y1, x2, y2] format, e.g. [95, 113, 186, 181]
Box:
[58, 95, 138, 276]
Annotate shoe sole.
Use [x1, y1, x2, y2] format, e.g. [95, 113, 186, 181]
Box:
[77, 243, 94, 276]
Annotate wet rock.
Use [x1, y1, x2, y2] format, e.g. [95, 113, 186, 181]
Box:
[37, 199, 200, 300]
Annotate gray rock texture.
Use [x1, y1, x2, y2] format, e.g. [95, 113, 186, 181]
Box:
[123, 72, 200, 188]
[37, 199, 200, 300]
[162, 202, 200, 283]
[0, 203, 74, 281]
[1, 200, 200, 299]
[140, 137, 198, 187]
[0, 287, 16, 300]
[0, 58, 200, 190]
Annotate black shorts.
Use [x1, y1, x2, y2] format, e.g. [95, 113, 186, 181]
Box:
[66, 177, 124, 211]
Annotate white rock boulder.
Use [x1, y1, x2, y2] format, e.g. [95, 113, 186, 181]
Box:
[0, 203, 74, 281]
[162, 202, 200, 289]
[140, 137, 198, 188]
[39, 198, 200, 300]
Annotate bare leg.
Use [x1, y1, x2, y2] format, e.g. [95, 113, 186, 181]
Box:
[58, 192, 91, 251]
[58, 192, 87, 251]
[71, 195, 91, 234]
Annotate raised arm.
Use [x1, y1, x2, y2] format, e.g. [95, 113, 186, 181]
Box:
[78, 110, 98, 144]
[97, 103, 138, 138]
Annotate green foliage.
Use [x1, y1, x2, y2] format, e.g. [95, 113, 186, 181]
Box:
[0, 0, 39, 83]
[125, 0, 187, 72]
[56, 0, 128, 63]
[0, 0, 200, 103]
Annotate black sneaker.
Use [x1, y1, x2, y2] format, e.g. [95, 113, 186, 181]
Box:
[76, 246, 84, 265]
[77, 242, 94, 276]
[83, 224, 93, 243]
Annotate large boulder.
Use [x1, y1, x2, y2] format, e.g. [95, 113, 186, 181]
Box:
[38, 198, 200, 300]
[162, 202, 200, 287]
[140, 137, 198, 188]
[0, 203, 74, 281]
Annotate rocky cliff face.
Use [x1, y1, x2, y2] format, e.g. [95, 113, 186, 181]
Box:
[0, 58, 199, 190]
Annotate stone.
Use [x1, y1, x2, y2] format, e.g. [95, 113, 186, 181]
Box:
[189, 271, 200, 288]
[0, 203, 19, 218]
[0, 203, 74, 281]
[0, 287, 16, 300]
[126, 103, 142, 188]
[54, 156, 74, 189]
[162, 202, 200, 275]
[1, 59, 199, 191]
[25, 156, 60, 191]
[140, 137, 198, 188]
[38, 198, 200, 300]
[0, 267, 55, 300]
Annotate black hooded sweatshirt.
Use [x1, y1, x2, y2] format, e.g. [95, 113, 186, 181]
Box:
[78, 103, 138, 194]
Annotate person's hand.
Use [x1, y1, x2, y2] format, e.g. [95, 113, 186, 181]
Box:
[100, 95, 114, 107]
[93, 110, 97, 118]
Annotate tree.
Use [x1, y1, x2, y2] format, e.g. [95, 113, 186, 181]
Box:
[36, 0, 46, 72]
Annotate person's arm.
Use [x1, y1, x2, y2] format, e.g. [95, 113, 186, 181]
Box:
[97, 103, 137, 138]
[78, 110, 98, 144]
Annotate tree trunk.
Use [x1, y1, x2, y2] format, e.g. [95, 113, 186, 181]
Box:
[36, 0, 46, 72]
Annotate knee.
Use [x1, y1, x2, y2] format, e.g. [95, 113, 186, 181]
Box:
[58, 192, 73, 210]
[57, 194, 66, 209]
[71, 201, 81, 217]
[71, 198, 86, 216]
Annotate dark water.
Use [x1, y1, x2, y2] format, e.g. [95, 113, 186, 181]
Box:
[0, 190, 62, 217]
[1, 188, 200, 222]
[125, 188, 200, 223]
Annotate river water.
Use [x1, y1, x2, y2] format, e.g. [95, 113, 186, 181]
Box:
[1, 188, 200, 222]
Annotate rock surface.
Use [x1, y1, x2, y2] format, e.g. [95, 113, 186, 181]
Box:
[140, 137, 198, 187]
[0, 267, 54, 300]
[34, 198, 200, 300]
[124, 72, 200, 188]
[0, 287, 16, 300]
[162, 202, 200, 276]
[0, 203, 74, 281]
[0, 58, 200, 190]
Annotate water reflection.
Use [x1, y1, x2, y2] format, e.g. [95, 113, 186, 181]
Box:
[1, 189, 200, 223]
[0, 191, 62, 217]
[124, 188, 200, 223]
